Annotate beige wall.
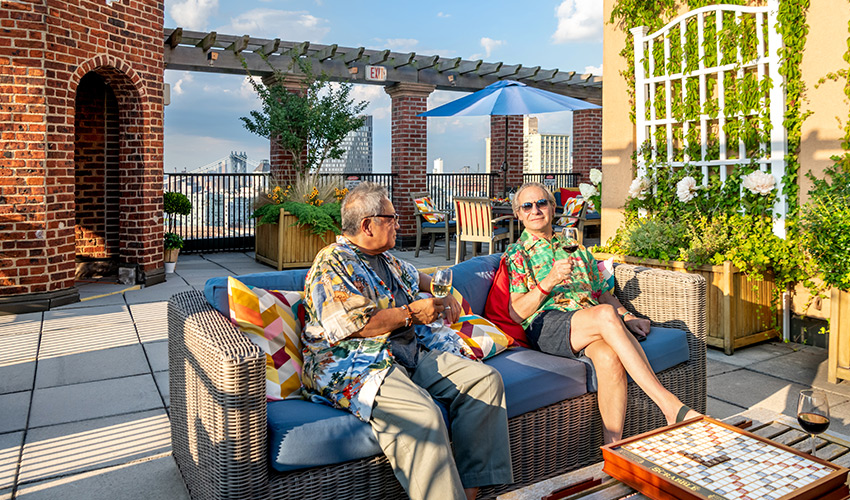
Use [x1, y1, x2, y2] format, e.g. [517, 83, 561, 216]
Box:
[600, 0, 633, 244]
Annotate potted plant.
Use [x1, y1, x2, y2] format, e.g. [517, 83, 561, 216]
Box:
[595, 158, 807, 354]
[800, 162, 850, 383]
[240, 59, 367, 269]
[164, 191, 192, 273]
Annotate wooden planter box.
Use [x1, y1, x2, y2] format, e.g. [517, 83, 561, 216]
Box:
[828, 288, 850, 384]
[594, 253, 779, 355]
[255, 211, 335, 270]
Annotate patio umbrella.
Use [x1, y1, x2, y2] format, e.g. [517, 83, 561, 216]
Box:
[419, 80, 600, 194]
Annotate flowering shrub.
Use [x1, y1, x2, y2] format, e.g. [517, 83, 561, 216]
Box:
[252, 174, 344, 237]
[581, 167, 603, 212]
[800, 163, 850, 291]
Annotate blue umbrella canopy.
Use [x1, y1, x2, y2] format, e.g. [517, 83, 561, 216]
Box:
[418, 80, 600, 117]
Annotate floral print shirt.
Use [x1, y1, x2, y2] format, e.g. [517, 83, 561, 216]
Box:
[504, 230, 613, 329]
[301, 236, 475, 422]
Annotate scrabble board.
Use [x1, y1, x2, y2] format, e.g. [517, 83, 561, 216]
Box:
[601, 416, 850, 500]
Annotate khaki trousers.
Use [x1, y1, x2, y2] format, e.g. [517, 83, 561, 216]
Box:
[370, 350, 513, 500]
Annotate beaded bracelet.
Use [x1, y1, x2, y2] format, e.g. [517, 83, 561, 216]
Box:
[401, 305, 414, 327]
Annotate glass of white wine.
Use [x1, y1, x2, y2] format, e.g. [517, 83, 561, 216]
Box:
[432, 268, 453, 299]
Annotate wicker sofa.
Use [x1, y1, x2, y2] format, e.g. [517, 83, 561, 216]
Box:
[168, 254, 707, 500]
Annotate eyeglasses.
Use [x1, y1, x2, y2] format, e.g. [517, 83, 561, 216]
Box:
[519, 199, 550, 213]
[367, 214, 399, 222]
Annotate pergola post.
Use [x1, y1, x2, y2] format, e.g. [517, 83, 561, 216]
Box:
[385, 82, 435, 247]
[263, 74, 307, 188]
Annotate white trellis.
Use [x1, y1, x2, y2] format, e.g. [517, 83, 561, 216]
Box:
[631, 0, 787, 236]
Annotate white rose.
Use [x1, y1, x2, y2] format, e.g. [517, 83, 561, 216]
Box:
[742, 170, 775, 195]
[638, 208, 648, 218]
[628, 176, 650, 200]
[589, 168, 603, 185]
[676, 176, 698, 203]
[579, 182, 598, 200]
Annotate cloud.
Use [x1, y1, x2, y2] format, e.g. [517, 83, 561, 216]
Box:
[470, 37, 505, 60]
[170, 72, 194, 95]
[552, 0, 603, 43]
[169, 0, 218, 30]
[380, 38, 419, 51]
[437, 11, 450, 18]
[584, 64, 602, 75]
[219, 9, 330, 41]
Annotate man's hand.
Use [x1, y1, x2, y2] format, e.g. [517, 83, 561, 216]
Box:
[544, 258, 574, 291]
[409, 296, 459, 325]
[625, 315, 651, 340]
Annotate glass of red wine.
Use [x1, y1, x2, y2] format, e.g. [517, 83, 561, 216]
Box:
[797, 389, 830, 455]
[561, 227, 580, 254]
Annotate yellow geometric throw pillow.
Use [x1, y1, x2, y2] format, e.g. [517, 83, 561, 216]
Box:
[557, 197, 584, 227]
[414, 196, 445, 223]
[227, 277, 305, 400]
[449, 314, 514, 360]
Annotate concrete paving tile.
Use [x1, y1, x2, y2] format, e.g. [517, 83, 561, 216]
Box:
[0, 392, 30, 433]
[0, 361, 35, 394]
[135, 322, 168, 343]
[826, 398, 850, 437]
[142, 341, 168, 373]
[53, 293, 127, 309]
[0, 332, 38, 365]
[706, 357, 740, 377]
[38, 323, 138, 359]
[708, 369, 813, 418]
[0, 312, 41, 336]
[14, 454, 189, 500]
[29, 375, 162, 428]
[18, 410, 171, 484]
[35, 345, 150, 389]
[0, 488, 9, 500]
[706, 396, 747, 420]
[152, 371, 169, 407]
[42, 305, 130, 330]
[0, 431, 23, 491]
[128, 302, 167, 320]
[124, 286, 192, 305]
[706, 340, 802, 366]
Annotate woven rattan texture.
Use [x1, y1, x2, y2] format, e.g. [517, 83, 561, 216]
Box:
[168, 264, 707, 499]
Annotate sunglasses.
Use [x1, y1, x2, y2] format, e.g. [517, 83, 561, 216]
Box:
[367, 213, 399, 222]
[519, 199, 550, 213]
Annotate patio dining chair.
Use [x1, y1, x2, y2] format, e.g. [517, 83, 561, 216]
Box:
[410, 192, 456, 260]
[554, 197, 599, 246]
[454, 196, 514, 264]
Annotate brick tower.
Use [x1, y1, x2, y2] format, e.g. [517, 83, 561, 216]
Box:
[0, 0, 166, 313]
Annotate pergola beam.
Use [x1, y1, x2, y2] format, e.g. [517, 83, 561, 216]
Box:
[163, 28, 601, 103]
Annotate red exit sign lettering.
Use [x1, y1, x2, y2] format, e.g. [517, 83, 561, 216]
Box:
[366, 65, 387, 81]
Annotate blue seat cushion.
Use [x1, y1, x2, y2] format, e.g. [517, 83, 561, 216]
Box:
[586, 211, 601, 220]
[204, 270, 308, 316]
[485, 347, 587, 418]
[577, 326, 690, 393]
[422, 221, 456, 228]
[449, 254, 500, 315]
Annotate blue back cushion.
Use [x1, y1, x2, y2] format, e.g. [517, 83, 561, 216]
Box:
[450, 254, 500, 315]
[204, 269, 309, 316]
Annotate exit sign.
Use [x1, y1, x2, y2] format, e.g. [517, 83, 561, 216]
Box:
[366, 65, 387, 81]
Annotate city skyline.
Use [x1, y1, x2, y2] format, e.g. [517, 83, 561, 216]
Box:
[163, 0, 603, 173]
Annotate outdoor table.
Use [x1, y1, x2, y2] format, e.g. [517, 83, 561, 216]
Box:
[497, 408, 850, 500]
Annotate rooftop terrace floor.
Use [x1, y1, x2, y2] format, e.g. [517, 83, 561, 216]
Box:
[1, 244, 849, 499]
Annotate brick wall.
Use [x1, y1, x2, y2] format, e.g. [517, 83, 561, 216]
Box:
[0, 0, 165, 304]
[572, 108, 602, 182]
[489, 115, 524, 194]
[385, 82, 434, 240]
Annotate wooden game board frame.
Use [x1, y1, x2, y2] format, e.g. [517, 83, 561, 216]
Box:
[601, 416, 850, 500]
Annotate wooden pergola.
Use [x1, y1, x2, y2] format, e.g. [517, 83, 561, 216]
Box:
[163, 28, 602, 105]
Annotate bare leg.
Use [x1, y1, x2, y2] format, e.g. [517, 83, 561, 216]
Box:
[571, 304, 699, 425]
[584, 340, 627, 443]
[464, 487, 478, 500]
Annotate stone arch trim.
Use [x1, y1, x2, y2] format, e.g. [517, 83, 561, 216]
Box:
[71, 55, 146, 100]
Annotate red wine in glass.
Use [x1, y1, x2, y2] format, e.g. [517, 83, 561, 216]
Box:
[797, 389, 830, 455]
[562, 227, 579, 253]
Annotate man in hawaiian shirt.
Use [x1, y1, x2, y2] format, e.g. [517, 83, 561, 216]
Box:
[504, 182, 700, 444]
[301, 182, 513, 500]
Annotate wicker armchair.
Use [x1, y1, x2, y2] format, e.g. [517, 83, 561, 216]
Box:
[168, 263, 706, 500]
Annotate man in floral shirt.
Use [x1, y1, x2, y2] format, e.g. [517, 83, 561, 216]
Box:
[505, 182, 700, 444]
[302, 182, 513, 500]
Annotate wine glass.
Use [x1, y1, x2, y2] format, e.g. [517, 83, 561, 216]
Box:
[797, 389, 830, 455]
[561, 227, 580, 254]
[432, 268, 453, 321]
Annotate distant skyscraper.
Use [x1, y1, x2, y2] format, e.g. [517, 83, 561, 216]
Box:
[523, 116, 571, 174]
[320, 115, 373, 173]
[433, 158, 444, 173]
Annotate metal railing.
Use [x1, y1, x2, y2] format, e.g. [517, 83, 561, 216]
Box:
[166, 171, 583, 253]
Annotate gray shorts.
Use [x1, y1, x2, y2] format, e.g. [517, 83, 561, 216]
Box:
[526, 309, 582, 359]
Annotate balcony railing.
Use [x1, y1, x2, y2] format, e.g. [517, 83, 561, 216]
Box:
[165, 171, 583, 253]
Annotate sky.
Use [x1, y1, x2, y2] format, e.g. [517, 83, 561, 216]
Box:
[162, 0, 604, 173]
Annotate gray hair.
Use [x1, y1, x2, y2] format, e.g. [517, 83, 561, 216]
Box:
[512, 182, 556, 214]
[341, 182, 389, 235]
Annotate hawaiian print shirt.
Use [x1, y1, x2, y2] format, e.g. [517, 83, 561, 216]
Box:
[504, 230, 613, 330]
[301, 236, 475, 422]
